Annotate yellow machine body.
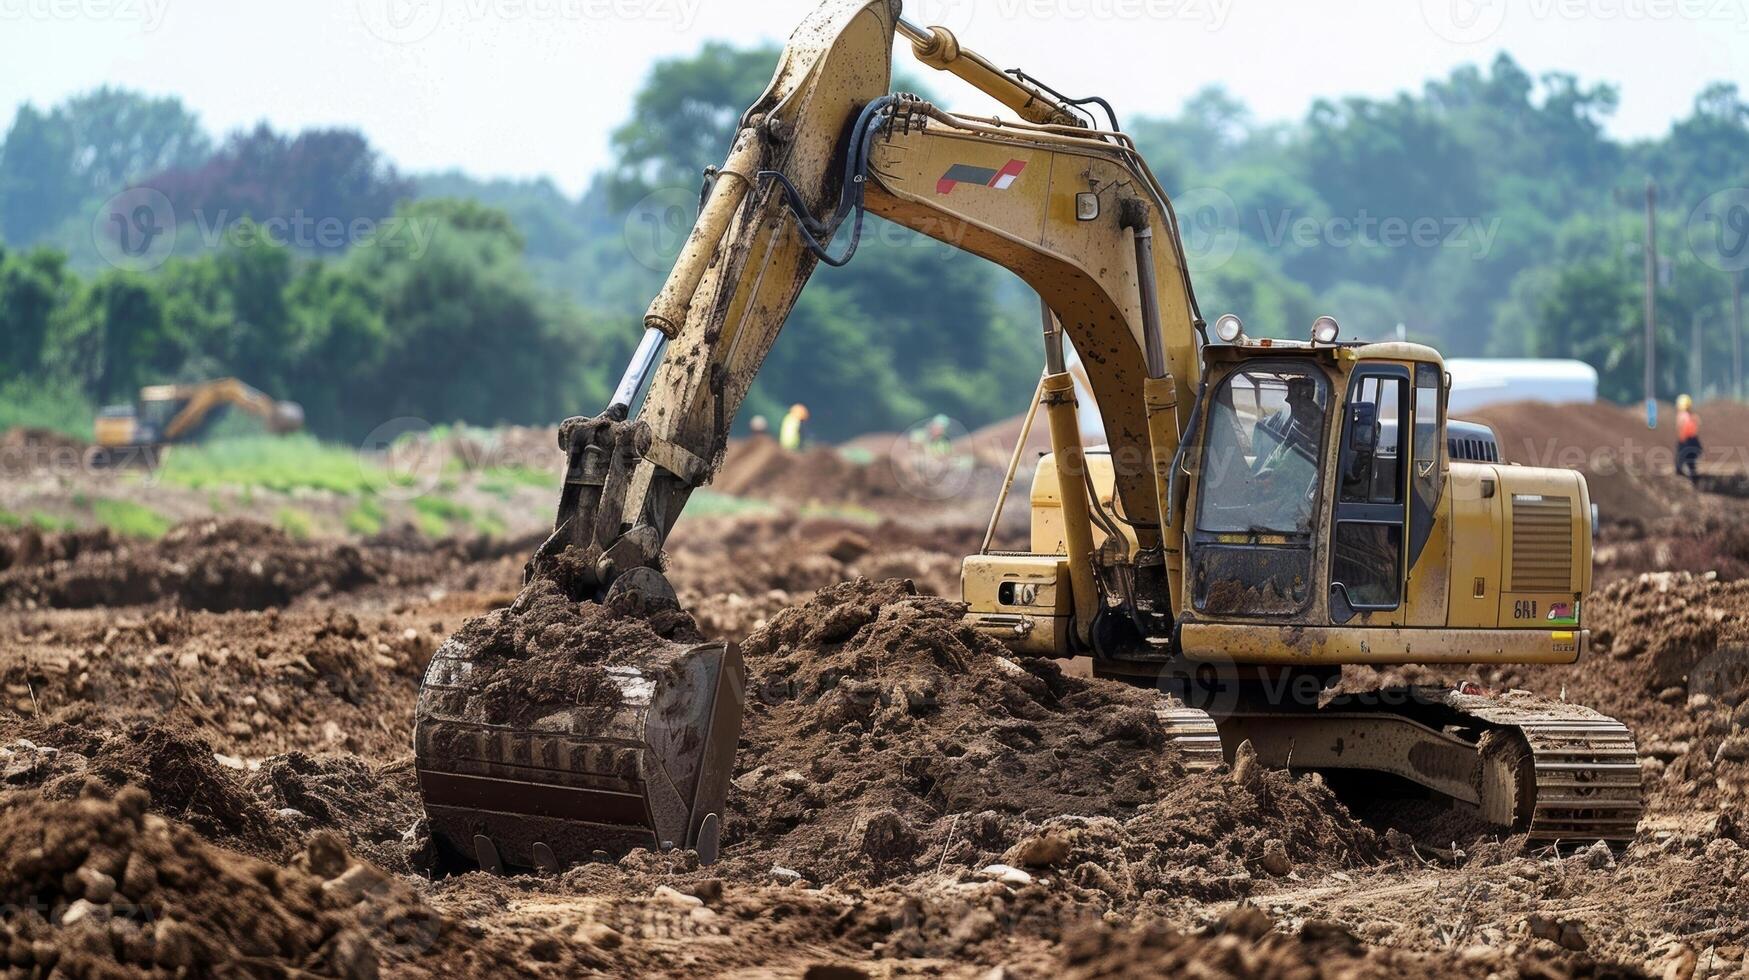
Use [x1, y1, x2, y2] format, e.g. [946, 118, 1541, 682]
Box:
[963, 341, 1594, 669]
[92, 378, 304, 457]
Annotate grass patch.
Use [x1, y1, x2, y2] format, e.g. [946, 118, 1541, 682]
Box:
[478, 465, 556, 500]
[682, 490, 779, 519]
[275, 507, 315, 541]
[469, 511, 509, 537]
[411, 496, 472, 537]
[29, 511, 78, 532]
[157, 435, 387, 495]
[798, 501, 882, 525]
[0, 509, 21, 529]
[344, 498, 386, 537]
[413, 511, 449, 538]
[406, 495, 509, 538]
[91, 499, 172, 539]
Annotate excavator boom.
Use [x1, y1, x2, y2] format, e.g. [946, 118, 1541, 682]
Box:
[414, 0, 1211, 871]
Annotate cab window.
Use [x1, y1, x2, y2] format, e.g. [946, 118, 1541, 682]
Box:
[1191, 362, 1330, 618]
[1196, 365, 1330, 535]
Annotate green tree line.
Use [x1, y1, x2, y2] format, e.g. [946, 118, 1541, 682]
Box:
[3, 49, 1747, 444]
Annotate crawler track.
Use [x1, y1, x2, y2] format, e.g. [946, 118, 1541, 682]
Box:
[1437, 690, 1644, 846]
[1156, 702, 1224, 773]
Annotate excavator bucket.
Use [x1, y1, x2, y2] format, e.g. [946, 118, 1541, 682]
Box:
[414, 632, 744, 872]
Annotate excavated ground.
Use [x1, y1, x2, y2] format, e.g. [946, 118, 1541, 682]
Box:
[2, 407, 1748, 976]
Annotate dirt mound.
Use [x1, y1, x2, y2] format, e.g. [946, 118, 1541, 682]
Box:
[1060, 906, 1621, 979]
[250, 753, 424, 873]
[1588, 572, 1749, 692]
[713, 435, 910, 507]
[666, 512, 984, 635]
[422, 573, 703, 732]
[0, 605, 441, 761]
[0, 518, 456, 611]
[1594, 516, 1749, 581]
[1467, 399, 1749, 529]
[0, 426, 88, 477]
[0, 524, 118, 572]
[716, 579, 1381, 893]
[0, 784, 538, 977]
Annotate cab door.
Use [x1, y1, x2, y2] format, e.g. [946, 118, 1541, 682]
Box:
[1329, 365, 1409, 624]
[1404, 362, 1451, 626]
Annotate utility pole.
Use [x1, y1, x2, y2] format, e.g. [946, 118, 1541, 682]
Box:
[1643, 179, 1658, 426]
[1692, 309, 1704, 399]
[1735, 271, 1744, 401]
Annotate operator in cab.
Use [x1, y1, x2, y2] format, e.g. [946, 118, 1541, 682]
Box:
[1249, 376, 1326, 532]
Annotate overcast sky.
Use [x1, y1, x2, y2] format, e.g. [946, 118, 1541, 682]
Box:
[3, 0, 1746, 194]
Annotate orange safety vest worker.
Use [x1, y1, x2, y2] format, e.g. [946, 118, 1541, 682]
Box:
[1678, 410, 1700, 442]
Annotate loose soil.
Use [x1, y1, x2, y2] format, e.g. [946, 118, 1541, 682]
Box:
[2, 407, 1748, 977]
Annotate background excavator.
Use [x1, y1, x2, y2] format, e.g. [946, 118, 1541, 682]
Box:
[91, 377, 305, 468]
[414, 0, 1640, 873]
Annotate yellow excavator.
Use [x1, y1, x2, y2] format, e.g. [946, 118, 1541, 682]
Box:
[91, 378, 304, 467]
[414, 0, 1639, 872]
